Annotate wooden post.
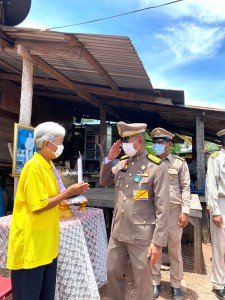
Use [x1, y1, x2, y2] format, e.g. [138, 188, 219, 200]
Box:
[14, 45, 34, 195]
[196, 115, 205, 190]
[99, 103, 107, 164]
[18, 45, 34, 126]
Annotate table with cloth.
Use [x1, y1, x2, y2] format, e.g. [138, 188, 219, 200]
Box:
[0, 206, 107, 300]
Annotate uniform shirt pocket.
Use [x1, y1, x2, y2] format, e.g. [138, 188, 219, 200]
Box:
[168, 168, 179, 184]
[132, 213, 155, 240]
[139, 177, 149, 188]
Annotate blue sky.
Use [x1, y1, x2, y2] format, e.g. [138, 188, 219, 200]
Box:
[20, 0, 225, 109]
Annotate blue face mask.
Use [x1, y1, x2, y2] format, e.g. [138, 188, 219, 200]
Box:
[152, 143, 165, 156]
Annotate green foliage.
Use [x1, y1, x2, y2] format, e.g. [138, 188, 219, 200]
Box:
[170, 143, 183, 154]
[145, 131, 155, 155]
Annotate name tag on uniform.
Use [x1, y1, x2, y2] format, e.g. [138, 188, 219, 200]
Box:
[133, 190, 149, 201]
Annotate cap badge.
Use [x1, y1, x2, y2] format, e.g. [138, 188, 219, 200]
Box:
[156, 129, 161, 136]
[118, 126, 122, 136]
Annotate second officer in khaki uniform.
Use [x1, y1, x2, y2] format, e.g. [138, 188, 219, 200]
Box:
[100, 121, 170, 300]
[151, 128, 191, 300]
[206, 129, 225, 300]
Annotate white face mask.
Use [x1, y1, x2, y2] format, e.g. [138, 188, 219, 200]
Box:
[122, 139, 139, 157]
[48, 142, 64, 158]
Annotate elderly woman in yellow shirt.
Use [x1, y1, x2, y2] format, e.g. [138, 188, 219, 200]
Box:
[7, 122, 89, 300]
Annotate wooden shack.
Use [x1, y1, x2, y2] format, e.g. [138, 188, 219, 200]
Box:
[1, 26, 225, 273]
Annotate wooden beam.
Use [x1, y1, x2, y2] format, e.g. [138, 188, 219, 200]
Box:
[64, 34, 119, 90]
[15, 41, 82, 60]
[0, 108, 18, 120]
[34, 91, 81, 102]
[0, 72, 173, 105]
[0, 58, 21, 74]
[17, 45, 120, 120]
[18, 44, 100, 107]
[81, 85, 172, 105]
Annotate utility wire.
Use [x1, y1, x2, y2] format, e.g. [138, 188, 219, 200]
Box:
[47, 0, 185, 30]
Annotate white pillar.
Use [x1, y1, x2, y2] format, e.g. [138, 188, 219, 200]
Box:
[14, 46, 34, 195]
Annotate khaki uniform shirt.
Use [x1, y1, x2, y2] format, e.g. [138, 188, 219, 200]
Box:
[100, 150, 170, 247]
[162, 153, 191, 214]
[206, 148, 225, 215]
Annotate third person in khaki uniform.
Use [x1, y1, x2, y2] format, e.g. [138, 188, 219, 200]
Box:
[151, 127, 191, 300]
[100, 122, 170, 300]
[206, 129, 225, 300]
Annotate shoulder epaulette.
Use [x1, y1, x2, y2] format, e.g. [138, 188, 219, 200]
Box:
[147, 154, 161, 165]
[120, 155, 129, 160]
[211, 151, 219, 158]
[173, 155, 185, 161]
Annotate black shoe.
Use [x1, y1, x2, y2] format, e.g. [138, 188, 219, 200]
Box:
[153, 285, 161, 299]
[214, 288, 225, 300]
[171, 287, 184, 300]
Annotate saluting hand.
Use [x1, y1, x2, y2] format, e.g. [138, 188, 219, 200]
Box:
[66, 182, 89, 198]
[147, 243, 162, 266]
[107, 140, 122, 160]
[178, 213, 189, 228]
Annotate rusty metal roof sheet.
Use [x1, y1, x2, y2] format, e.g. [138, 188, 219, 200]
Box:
[0, 26, 153, 90]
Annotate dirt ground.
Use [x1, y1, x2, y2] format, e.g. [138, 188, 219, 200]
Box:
[0, 243, 218, 300]
[99, 243, 218, 300]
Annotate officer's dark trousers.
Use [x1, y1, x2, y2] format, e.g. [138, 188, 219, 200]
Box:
[11, 258, 57, 300]
[107, 237, 152, 300]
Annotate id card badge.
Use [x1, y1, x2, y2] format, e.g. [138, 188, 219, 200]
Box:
[133, 190, 149, 201]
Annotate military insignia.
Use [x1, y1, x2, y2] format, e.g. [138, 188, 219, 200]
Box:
[133, 190, 149, 201]
[156, 129, 161, 136]
[141, 165, 146, 170]
[120, 155, 129, 160]
[211, 151, 219, 158]
[118, 126, 122, 137]
[147, 154, 161, 165]
[140, 172, 149, 177]
[134, 175, 141, 182]
[173, 155, 185, 161]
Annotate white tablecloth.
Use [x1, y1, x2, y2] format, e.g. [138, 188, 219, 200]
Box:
[0, 206, 108, 300]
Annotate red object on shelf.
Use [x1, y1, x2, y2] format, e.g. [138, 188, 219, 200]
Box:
[0, 277, 12, 300]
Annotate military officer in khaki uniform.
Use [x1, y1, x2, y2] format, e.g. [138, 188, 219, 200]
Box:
[206, 129, 225, 300]
[151, 128, 190, 300]
[100, 121, 170, 300]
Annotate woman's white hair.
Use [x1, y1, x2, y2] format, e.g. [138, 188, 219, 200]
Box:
[34, 122, 65, 149]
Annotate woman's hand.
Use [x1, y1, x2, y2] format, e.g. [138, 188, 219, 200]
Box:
[66, 182, 89, 198]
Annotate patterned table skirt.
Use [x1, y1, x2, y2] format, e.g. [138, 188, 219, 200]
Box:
[0, 206, 108, 300]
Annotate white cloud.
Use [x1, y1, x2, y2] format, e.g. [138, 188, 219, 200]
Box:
[140, 0, 225, 23]
[156, 23, 225, 63]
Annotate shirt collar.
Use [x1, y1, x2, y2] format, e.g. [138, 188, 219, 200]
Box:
[164, 152, 173, 162]
[130, 150, 148, 161]
[33, 152, 53, 170]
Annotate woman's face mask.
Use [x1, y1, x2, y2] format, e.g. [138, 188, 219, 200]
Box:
[152, 143, 165, 156]
[47, 141, 64, 158]
[122, 139, 139, 157]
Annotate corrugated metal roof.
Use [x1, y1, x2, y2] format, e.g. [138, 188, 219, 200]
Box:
[0, 26, 153, 90]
